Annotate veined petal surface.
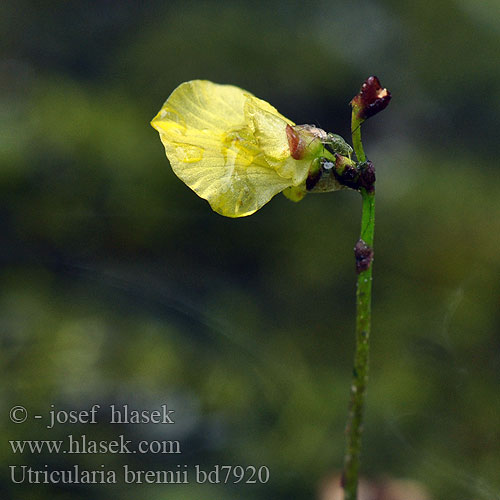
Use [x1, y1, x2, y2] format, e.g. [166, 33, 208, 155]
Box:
[151, 80, 308, 217]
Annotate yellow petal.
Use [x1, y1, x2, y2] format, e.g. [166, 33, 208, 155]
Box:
[151, 80, 307, 217]
[244, 96, 310, 185]
[244, 96, 292, 165]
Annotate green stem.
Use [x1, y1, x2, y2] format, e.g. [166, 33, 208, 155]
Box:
[342, 114, 375, 500]
[351, 118, 366, 163]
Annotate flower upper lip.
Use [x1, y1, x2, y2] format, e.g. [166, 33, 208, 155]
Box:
[151, 80, 311, 217]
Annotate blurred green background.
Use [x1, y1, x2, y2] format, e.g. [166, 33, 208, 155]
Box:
[1, 1, 500, 499]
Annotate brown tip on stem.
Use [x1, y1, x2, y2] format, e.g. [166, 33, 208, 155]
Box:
[351, 76, 391, 120]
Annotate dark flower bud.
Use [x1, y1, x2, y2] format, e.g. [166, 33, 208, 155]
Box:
[354, 239, 374, 274]
[333, 154, 359, 190]
[351, 76, 391, 121]
[305, 157, 323, 191]
[357, 161, 376, 192]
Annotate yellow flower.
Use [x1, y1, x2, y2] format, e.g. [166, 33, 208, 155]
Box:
[150, 80, 320, 217]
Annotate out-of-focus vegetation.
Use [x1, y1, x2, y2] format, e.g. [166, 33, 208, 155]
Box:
[1, 1, 499, 499]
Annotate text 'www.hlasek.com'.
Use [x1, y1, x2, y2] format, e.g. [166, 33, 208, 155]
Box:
[8, 404, 270, 485]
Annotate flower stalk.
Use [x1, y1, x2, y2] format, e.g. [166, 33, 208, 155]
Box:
[342, 185, 375, 500]
[342, 75, 390, 499]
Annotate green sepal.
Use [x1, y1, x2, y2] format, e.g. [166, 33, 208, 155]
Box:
[282, 184, 307, 202]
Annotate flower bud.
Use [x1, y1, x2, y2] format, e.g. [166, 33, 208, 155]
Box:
[333, 154, 359, 190]
[351, 76, 391, 121]
[357, 161, 376, 192]
[354, 239, 374, 273]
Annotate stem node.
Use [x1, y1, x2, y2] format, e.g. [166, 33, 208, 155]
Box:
[354, 239, 374, 274]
